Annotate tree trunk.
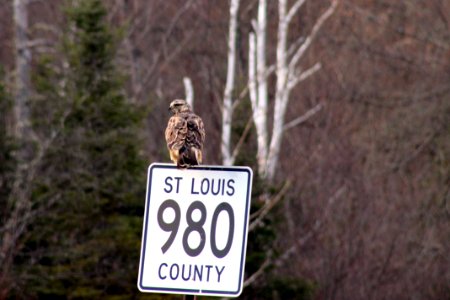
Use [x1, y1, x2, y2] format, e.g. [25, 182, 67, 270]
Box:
[221, 0, 240, 166]
[248, 0, 338, 182]
[0, 0, 32, 295]
[255, 0, 269, 178]
[266, 0, 290, 181]
[248, 0, 269, 179]
[13, 0, 31, 140]
[183, 76, 194, 109]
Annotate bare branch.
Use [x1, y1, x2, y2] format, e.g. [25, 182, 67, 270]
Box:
[285, 0, 307, 24]
[19, 38, 55, 50]
[31, 23, 62, 37]
[231, 63, 275, 111]
[141, 29, 196, 90]
[161, 0, 195, 58]
[274, 184, 346, 267]
[289, 0, 339, 71]
[287, 35, 305, 57]
[274, 220, 321, 267]
[243, 253, 272, 288]
[346, 1, 449, 50]
[287, 62, 321, 90]
[135, 0, 196, 89]
[230, 116, 253, 163]
[231, 85, 249, 111]
[283, 102, 323, 131]
[249, 180, 291, 231]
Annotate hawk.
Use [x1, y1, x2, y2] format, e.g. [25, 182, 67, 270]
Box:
[165, 99, 205, 168]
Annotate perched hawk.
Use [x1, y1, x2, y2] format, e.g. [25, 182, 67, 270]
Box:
[165, 99, 205, 168]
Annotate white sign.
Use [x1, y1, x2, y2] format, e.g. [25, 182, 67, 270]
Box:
[138, 163, 253, 297]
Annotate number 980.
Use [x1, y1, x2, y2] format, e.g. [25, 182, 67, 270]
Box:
[157, 199, 235, 258]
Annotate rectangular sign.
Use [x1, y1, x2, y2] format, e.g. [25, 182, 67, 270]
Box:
[138, 163, 253, 297]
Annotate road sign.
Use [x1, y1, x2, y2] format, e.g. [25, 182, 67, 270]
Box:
[138, 163, 253, 297]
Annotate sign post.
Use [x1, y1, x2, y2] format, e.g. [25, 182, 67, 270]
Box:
[138, 163, 253, 297]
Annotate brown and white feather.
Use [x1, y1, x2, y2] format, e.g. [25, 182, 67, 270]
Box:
[165, 99, 205, 168]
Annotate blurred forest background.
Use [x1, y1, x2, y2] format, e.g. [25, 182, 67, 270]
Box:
[0, 0, 448, 299]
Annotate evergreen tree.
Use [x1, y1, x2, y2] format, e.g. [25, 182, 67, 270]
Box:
[0, 71, 15, 218]
[11, 0, 153, 298]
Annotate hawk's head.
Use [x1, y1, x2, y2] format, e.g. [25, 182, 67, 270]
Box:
[169, 99, 191, 114]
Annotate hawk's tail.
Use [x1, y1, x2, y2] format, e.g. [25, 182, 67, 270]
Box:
[178, 146, 200, 168]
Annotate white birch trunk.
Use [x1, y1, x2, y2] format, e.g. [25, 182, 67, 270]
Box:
[266, 0, 290, 180]
[267, 0, 338, 181]
[221, 0, 240, 166]
[13, 0, 31, 139]
[248, 33, 259, 136]
[247, 0, 338, 182]
[183, 76, 194, 109]
[254, 0, 269, 178]
[1, 0, 32, 291]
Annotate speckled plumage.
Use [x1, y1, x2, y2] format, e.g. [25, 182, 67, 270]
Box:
[165, 99, 205, 168]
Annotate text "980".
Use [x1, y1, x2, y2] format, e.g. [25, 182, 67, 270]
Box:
[157, 199, 235, 258]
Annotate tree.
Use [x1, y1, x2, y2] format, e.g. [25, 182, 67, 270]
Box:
[221, 0, 240, 166]
[218, 0, 340, 293]
[220, 0, 338, 182]
[0, 73, 16, 290]
[12, 0, 31, 139]
[0, 0, 33, 294]
[1, 1, 448, 298]
[4, 0, 149, 298]
[249, 0, 338, 182]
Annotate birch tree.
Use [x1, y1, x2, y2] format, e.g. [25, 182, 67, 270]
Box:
[221, 0, 240, 166]
[183, 76, 194, 109]
[249, 0, 269, 175]
[0, 0, 32, 293]
[249, 0, 338, 181]
[13, 0, 31, 140]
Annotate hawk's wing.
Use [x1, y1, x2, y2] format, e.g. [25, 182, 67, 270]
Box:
[184, 113, 205, 165]
[165, 112, 205, 166]
[186, 113, 205, 151]
[165, 115, 187, 151]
